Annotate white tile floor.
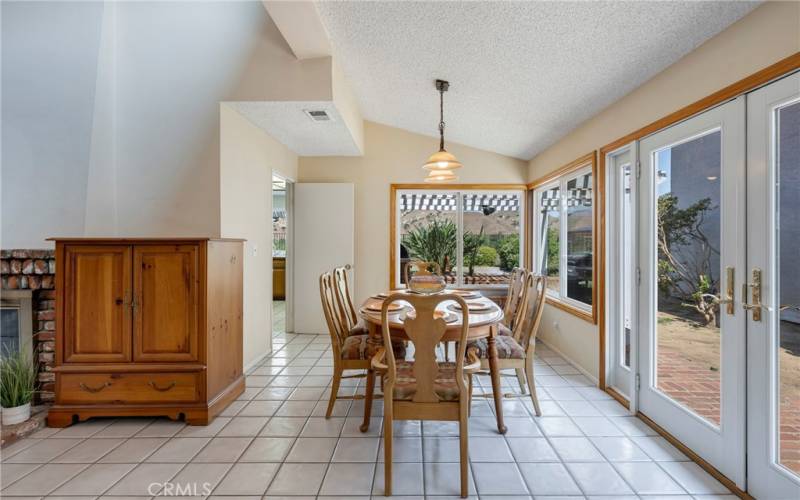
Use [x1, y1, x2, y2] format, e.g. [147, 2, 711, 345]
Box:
[0, 332, 735, 500]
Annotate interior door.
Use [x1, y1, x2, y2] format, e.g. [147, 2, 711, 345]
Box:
[638, 97, 746, 486]
[63, 244, 132, 363]
[746, 72, 800, 499]
[133, 244, 199, 362]
[293, 183, 355, 334]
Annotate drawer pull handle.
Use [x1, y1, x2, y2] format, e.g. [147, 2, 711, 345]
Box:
[80, 382, 112, 393]
[148, 381, 176, 392]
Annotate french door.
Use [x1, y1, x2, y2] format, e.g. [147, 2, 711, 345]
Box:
[637, 97, 746, 487]
[746, 72, 800, 499]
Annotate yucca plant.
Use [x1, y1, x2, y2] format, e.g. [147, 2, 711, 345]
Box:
[0, 348, 37, 409]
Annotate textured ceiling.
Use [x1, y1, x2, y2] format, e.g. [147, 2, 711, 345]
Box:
[227, 101, 362, 156]
[315, 1, 759, 160]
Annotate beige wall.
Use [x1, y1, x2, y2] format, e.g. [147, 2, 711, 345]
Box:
[299, 121, 527, 304]
[527, 1, 800, 380]
[220, 104, 298, 369]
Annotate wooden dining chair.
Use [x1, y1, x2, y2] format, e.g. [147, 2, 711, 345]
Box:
[467, 273, 547, 416]
[333, 266, 367, 336]
[364, 293, 479, 498]
[502, 267, 527, 330]
[319, 271, 372, 418]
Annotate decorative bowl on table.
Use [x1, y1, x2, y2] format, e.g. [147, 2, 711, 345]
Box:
[408, 274, 446, 294]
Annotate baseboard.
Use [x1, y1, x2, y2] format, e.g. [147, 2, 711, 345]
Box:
[537, 338, 600, 386]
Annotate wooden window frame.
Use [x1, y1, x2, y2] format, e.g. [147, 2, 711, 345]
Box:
[389, 183, 527, 290]
[528, 152, 599, 324]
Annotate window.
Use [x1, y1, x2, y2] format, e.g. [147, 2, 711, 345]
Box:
[531, 154, 596, 321]
[392, 186, 525, 289]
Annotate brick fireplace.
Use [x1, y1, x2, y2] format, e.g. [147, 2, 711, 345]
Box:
[0, 250, 56, 403]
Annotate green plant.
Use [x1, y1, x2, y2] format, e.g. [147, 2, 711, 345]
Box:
[463, 227, 485, 276]
[474, 246, 498, 267]
[401, 217, 458, 273]
[546, 225, 560, 274]
[497, 234, 519, 271]
[657, 193, 720, 325]
[0, 349, 37, 408]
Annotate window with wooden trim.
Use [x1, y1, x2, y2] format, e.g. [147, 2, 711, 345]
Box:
[391, 186, 525, 289]
[531, 155, 596, 321]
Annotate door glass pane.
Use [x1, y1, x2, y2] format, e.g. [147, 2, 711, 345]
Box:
[461, 193, 521, 285]
[399, 193, 458, 285]
[566, 172, 593, 305]
[777, 101, 800, 475]
[537, 186, 560, 294]
[621, 163, 633, 367]
[654, 129, 722, 426]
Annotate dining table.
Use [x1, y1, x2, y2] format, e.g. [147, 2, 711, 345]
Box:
[358, 291, 508, 434]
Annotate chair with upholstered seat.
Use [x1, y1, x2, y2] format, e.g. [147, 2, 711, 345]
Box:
[320, 271, 373, 418]
[363, 293, 479, 498]
[502, 267, 527, 330]
[467, 272, 547, 415]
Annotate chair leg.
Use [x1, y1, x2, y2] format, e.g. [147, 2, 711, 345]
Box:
[524, 355, 541, 416]
[458, 401, 469, 498]
[360, 369, 375, 432]
[383, 397, 393, 496]
[467, 374, 473, 417]
[444, 341, 450, 362]
[326, 366, 342, 419]
[515, 368, 527, 395]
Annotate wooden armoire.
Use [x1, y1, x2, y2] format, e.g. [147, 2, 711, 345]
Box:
[47, 238, 245, 427]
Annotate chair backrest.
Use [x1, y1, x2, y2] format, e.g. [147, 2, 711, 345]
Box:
[404, 260, 443, 286]
[515, 273, 547, 348]
[333, 266, 358, 330]
[503, 268, 527, 328]
[380, 293, 469, 403]
[319, 271, 347, 353]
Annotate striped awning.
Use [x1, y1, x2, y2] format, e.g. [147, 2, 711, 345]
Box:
[400, 193, 520, 212]
[539, 173, 593, 210]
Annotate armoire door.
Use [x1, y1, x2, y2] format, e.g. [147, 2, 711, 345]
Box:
[133, 245, 199, 362]
[63, 245, 132, 363]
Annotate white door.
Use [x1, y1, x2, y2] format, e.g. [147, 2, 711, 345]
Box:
[293, 183, 355, 334]
[746, 72, 800, 500]
[638, 97, 746, 487]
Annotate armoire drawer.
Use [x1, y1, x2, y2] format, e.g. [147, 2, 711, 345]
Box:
[58, 372, 201, 404]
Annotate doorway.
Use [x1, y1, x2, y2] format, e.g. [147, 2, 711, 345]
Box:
[272, 174, 293, 336]
[606, 72, 800, 497]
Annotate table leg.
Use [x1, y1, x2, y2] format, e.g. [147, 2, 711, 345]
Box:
[487, 325, 507, 434]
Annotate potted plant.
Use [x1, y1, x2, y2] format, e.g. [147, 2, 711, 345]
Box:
[0, 349, 37, 425]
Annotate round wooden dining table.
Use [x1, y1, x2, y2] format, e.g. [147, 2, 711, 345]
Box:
[359, 292, 508, 434]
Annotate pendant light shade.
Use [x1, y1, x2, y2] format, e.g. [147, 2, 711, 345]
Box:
[423, 150, 463, 171]
[423, 79, 461, 182]
[424, 168, 458, 183]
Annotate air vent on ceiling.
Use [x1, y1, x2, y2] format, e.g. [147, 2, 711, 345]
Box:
[304, 109, 333, 122]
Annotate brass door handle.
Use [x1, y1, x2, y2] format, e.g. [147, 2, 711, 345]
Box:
[742, 268, 763, 321]
[148, 381, 176, 392]
[724, 267, 735, 315]
[80, 382, 112, 393]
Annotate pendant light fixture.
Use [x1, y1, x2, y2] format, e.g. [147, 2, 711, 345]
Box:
[423, 79, 462, 183]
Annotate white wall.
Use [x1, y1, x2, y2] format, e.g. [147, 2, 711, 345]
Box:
[220, 104, 297, 369]
[527, 1, 800, 380]
[1, 1, 316, 248]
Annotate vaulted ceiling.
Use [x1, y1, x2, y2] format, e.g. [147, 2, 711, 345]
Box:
[315, 1, 759, 159]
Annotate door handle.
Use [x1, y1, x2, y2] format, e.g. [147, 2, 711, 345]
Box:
[719, 267, 735, 315]
[741, 268, 763, 321]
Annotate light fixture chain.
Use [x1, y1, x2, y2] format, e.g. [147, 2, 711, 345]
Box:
[439, 87, 446, 151]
